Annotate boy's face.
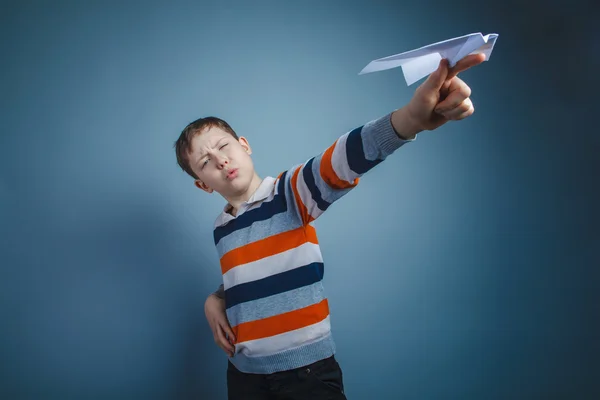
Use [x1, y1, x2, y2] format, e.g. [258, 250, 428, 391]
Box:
[188, 126, 256, 199]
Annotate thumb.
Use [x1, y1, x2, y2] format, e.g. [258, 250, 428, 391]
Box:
[422, 58, 449, 91]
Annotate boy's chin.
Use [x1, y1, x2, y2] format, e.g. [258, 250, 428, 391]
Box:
[219, 183, 249, 198]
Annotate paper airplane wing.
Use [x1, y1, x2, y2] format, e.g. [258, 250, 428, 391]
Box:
[359, 32, 498, 86]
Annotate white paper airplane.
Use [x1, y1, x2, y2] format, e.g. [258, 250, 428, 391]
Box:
[359, 32, 499, 85]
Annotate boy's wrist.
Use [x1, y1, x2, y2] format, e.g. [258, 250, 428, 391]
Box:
[211, 284, 225, 300]
[390, 107, 422, 140]
[209, 292, 223, 300]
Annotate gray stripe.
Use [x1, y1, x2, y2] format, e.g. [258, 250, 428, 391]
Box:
[216, 199, 303, 255]
[229, 333, 336, 374]
[226, 281, 325, 327]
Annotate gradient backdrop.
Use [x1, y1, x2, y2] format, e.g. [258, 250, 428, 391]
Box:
[1, 0, 598, 399]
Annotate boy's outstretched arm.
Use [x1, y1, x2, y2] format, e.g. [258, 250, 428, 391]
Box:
[282, 54, 486, 225]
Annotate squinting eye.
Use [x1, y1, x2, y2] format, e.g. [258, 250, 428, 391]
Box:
[220, 144, 228, 149]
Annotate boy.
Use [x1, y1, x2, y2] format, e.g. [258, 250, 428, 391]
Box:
[175, 55, 485, 399]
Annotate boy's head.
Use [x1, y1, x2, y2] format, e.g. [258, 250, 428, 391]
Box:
[175, 117, 257, 200]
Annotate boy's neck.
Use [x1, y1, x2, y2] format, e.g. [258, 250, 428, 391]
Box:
[225, 173, 263, 216]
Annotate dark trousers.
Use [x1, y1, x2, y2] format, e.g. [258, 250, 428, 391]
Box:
[227, 355, 347, 400]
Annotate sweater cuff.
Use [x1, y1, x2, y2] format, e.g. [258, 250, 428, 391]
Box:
[367, 112, 416, 157]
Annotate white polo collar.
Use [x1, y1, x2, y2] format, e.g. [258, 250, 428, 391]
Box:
[214, 176, 277, 228]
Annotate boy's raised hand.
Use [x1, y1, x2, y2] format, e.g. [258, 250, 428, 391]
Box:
[205, 293, 236, 357]
[392, 53, 486, 138]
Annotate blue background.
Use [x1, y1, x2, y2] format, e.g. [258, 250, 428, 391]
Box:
[1, 0, 598, 398]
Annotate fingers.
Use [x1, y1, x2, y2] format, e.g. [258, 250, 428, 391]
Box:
[423, 53, 485, 92]
[438, 98, 474, 120]
[435, 78, 471, 114]
[421, 58, 449, 92]
[447, 53, 486, 81]
[222, 322, 236, 344]
[410, 55, 480, 129]
[453, 104, 475, 120]
[205, 294, 236, 356]
[215, 324, 235, 357]
[435, 77, 475, 120]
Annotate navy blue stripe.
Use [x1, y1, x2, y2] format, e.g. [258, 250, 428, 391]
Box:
[213, 172, 289, 246]
[346, 126, 382, 174]
[277, 170, 287, 195]
[302, 158, 331, 212]
[225, 262, 324, 309]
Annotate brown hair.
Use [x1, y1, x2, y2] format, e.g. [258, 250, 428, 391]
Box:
[174, 117, 239, 179]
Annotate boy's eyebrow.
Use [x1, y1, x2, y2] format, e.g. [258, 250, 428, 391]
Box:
[196, 138, 226, 163]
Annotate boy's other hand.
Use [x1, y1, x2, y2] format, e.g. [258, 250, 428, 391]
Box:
[392, 53, 486, 139]
[204, 293, 236, 357]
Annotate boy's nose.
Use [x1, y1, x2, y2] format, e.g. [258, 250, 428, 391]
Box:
[216, 157, 229, 169]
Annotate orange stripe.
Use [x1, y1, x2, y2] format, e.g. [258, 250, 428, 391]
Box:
[320, 141, 358, 190]
[290, 165, 314, 225]
[220, 225, 319, 275]
[234, 299, 330, 343]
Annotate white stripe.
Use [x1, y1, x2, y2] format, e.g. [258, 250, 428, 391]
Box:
[331, 133, 360, 183]
[296, 163, 324, 220]
[223, 242, 323, 288]
[244, 187, 277, 213]
[235, 316, 331, 357]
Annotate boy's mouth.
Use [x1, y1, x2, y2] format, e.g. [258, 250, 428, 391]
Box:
[226, 168, 239, 180]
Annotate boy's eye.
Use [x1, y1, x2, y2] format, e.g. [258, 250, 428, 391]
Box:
[200, 143, 226, 170]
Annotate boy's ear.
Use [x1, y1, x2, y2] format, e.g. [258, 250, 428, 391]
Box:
[238, 136, 252, 155]
[194, 179, 213, 194]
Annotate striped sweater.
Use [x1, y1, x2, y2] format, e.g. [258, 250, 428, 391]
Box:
[213, 112, 413, 374]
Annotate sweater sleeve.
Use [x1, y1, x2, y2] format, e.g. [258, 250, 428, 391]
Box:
[280, 112, 414, 225]
[212, 284, 225, 299]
